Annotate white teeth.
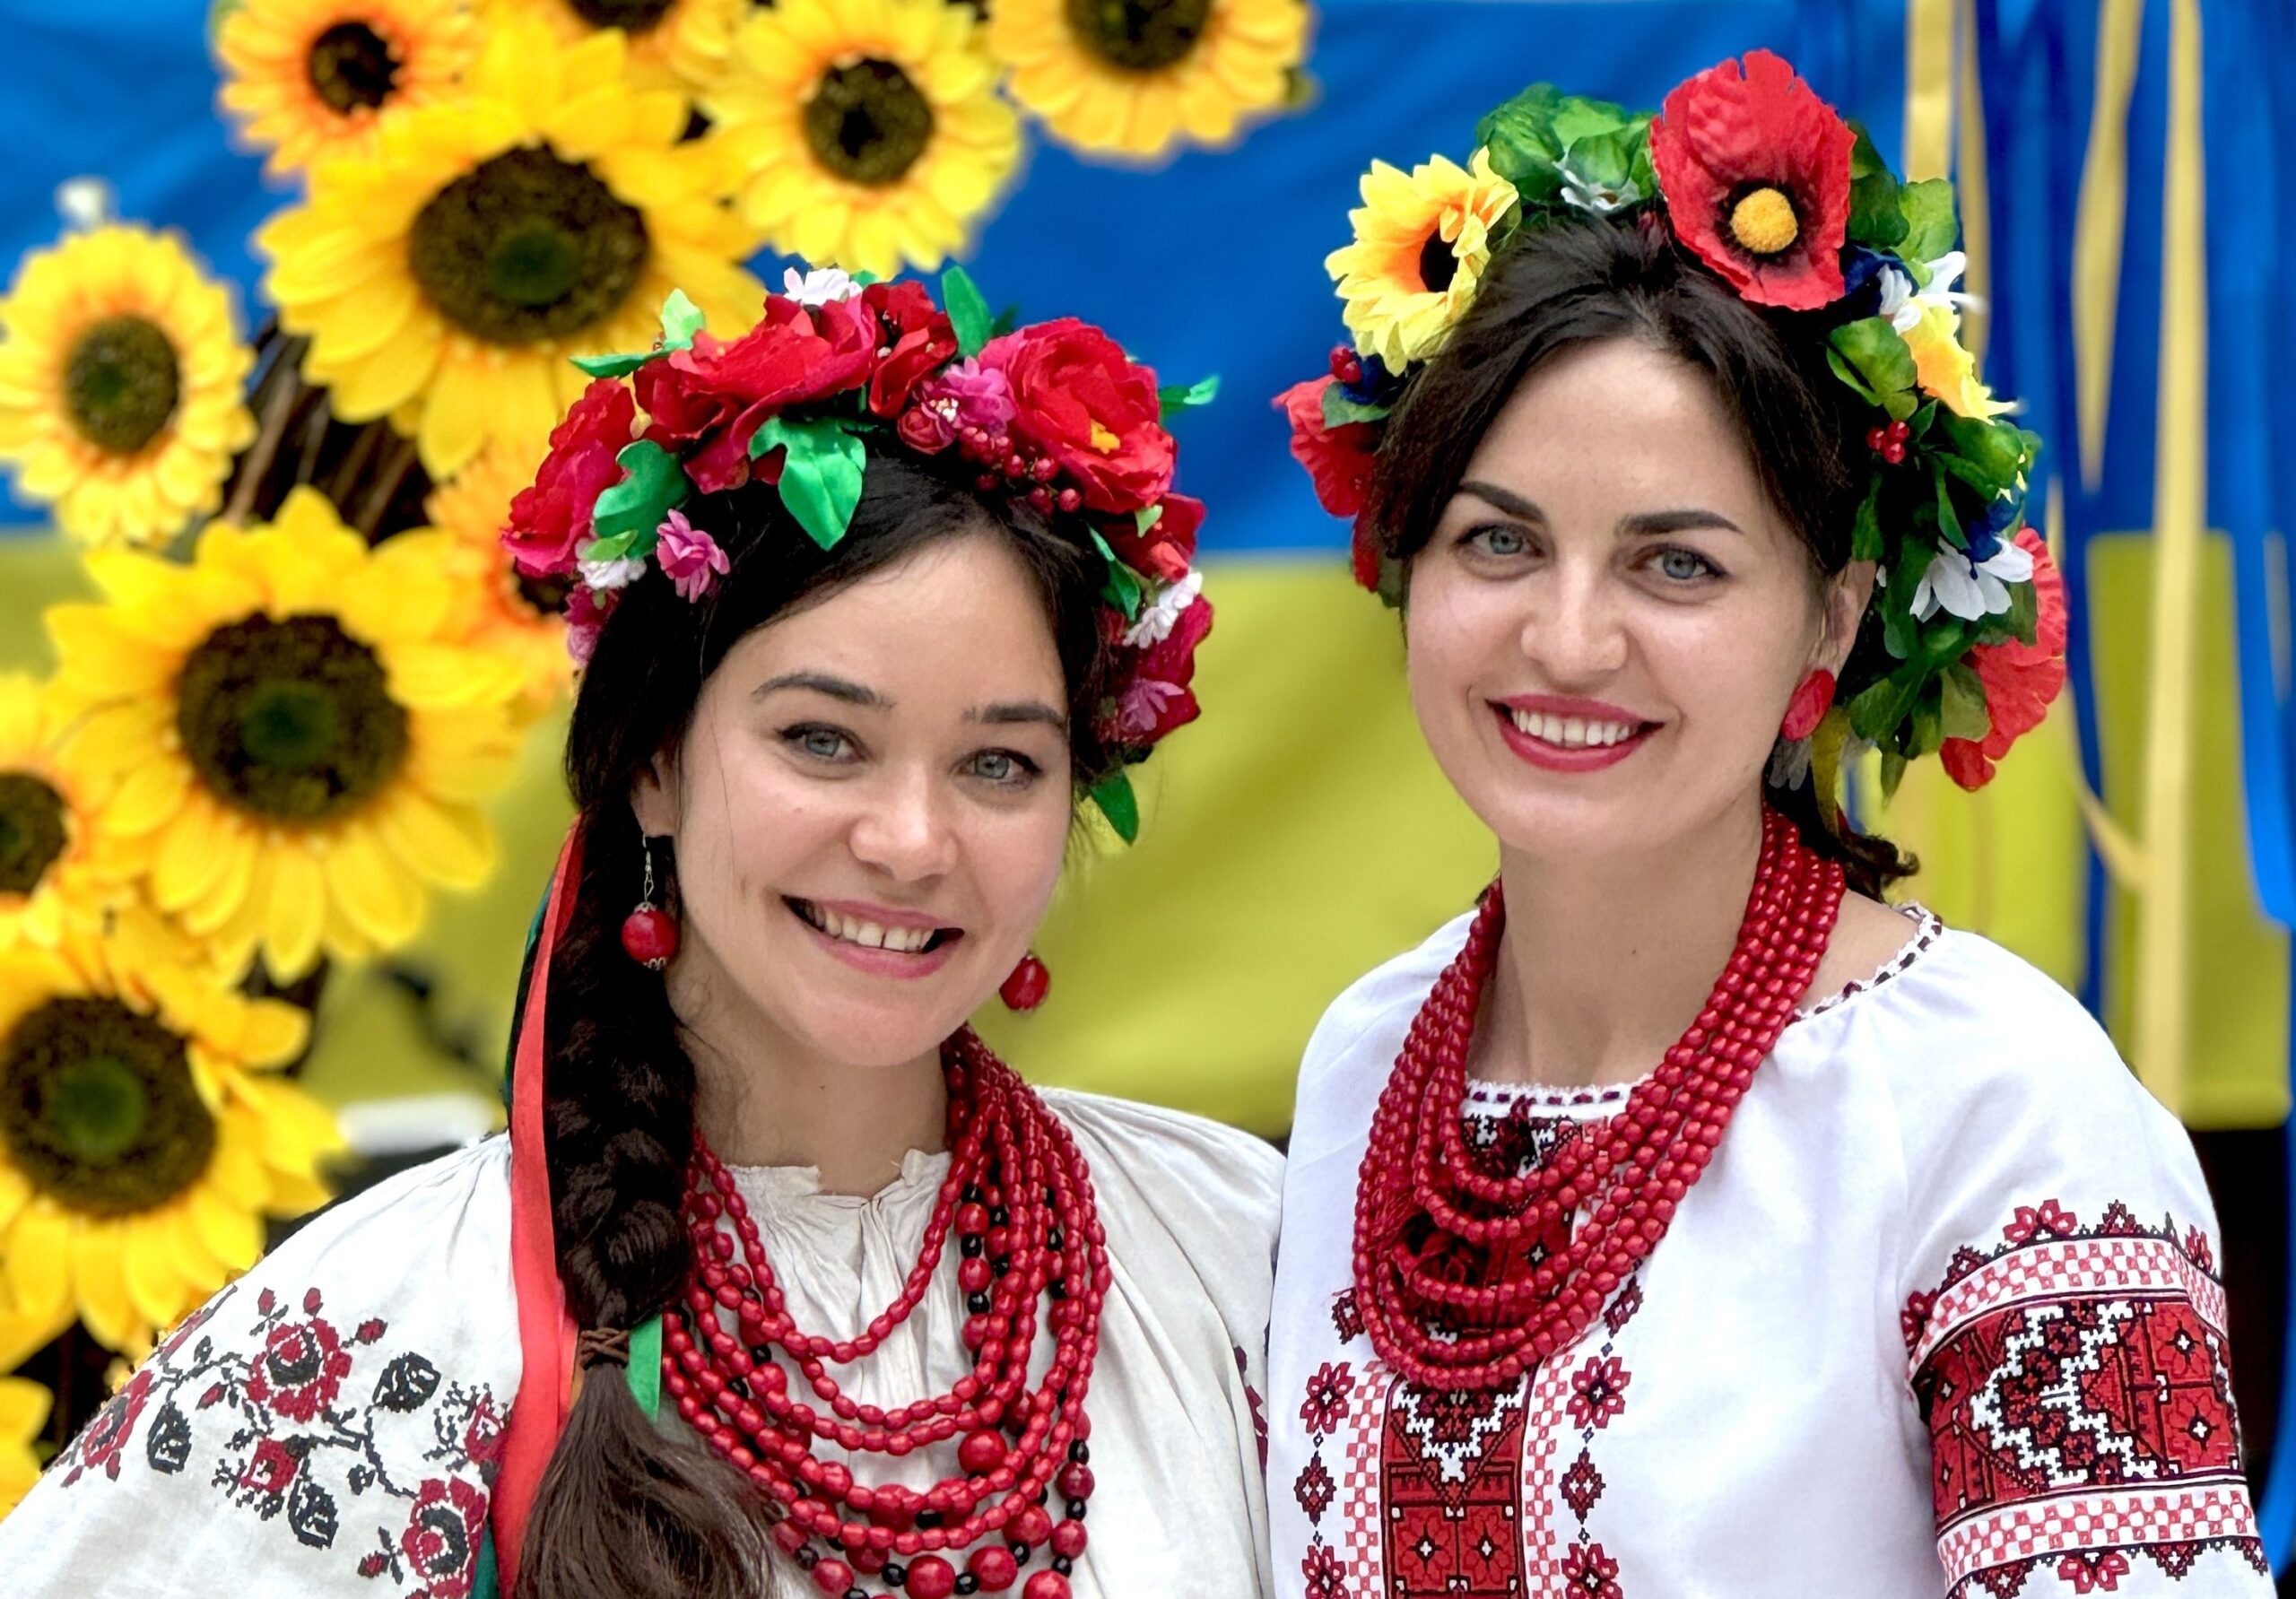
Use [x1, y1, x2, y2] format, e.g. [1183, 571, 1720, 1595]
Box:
[799, 902, 940, 953]
[1508, 708, 1640, 748]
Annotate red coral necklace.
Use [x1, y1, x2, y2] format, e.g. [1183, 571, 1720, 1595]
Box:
[1352, 807, 1844, 1391]
[668, 1030, 1100, 1599]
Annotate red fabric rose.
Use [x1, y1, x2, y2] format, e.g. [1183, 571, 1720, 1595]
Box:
[502, 378, 637, 579]
[635, 296, 876, 492]
[1104, 592, 1213, 748]
[862, 281, 958, 418]
[1942, 527, 2068, 789]
[1108, 492, 1202, 582]
[979, 318, 1173, 515]
[1649, 48, 1855, 310]
[1276, 375, 1378, 520]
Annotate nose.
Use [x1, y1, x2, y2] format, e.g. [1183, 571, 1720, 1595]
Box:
[1519, 562, 1629, 683]
[847, 765, 959, 882]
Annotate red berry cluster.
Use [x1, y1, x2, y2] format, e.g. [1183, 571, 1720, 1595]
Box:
[957, 426, 1084, 519]
[1326, 344, 1364, 387]
[1866, 418, 1912, 465]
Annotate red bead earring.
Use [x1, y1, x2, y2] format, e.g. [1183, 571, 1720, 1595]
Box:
[621, 836, 680, 970]
[1000, 952, 1049, 1012]
[1780, 668, 1837, 743]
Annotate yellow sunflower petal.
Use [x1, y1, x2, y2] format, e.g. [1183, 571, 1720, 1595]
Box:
[5, 1203, 73, 1325]
[122, 1212, 189, 1333]
[71, 1220, 140, 1353]
[262, 844, 327, 979]
[191, 1184, 263, 1273]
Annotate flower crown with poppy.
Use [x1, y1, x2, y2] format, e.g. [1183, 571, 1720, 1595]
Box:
[1279, 49, 2068, 795]
[503, 265, 1217, 841]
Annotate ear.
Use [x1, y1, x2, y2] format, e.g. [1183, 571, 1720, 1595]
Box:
[630, 747, 680, 839]
[1819, 561, 1876, 673]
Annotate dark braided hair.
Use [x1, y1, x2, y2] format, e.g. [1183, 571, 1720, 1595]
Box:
[1366, 213, 1915, 899]
[515, 453, 1115, 1599]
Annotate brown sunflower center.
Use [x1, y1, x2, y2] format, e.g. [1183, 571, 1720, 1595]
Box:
[1727, 186, 1800, 256]
[408, 147, 649, 345]
[567, 0, 678, 33]
[1, 996, 216, 1216]
[307, 21, 399, 115]
[1417, 228, 1458, 294]
[1065, 0, 1213, 71]
[177, 614, 410, 824]
[0, 772, 69, 898]
[64, 315, 181, 456]
[803, 60, 935, 186]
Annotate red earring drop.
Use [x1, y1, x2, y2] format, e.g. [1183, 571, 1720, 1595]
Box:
[1000, 952, 1050, 1012]
[1780, 668, 1837, 743]
[621, 836, 680, 970]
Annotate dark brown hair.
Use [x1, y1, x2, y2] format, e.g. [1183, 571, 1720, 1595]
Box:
[1365, 212, 1914, 898]
[514, 453, 1113, 1599]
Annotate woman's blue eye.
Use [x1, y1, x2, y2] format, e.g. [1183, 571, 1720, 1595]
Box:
[1469, 525, 1530, 557]
[969, 751, 1038, 786]
[789, 727, 851, 760]
[1654, 548, 1718, 581]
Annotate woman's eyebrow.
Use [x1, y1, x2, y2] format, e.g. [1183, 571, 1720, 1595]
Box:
[754, 672, 886, 707]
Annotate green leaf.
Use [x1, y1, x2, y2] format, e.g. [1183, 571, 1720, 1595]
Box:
[1089, 769, 1140, 843]
[989, 303, 1021, 338]
[1907, 679, 1944, 757]
[1158, 374, 1220, 421]
[1935, 413, 2036, 493]
[2005, 573, 2040, 646]
[1474, 84, 1639, 207]
[1878, 749, 1909, 800]
[1133, 504, 1163, 537]
[1321, 385, 1390, 429]
[1939, 661, 1992, 742]
[1825, 347, 1880, 407]
[1848, 122, 1890, 179]
[570, 289, 704, 378]
[749, 416, 866, 549]
[1829, 318, 1918, 412]
[589, 440, 689, 545]
[1933, 465, 1965, 550]
[1849, 665, 1925, 743]
[1880, 552, 1928, 660]
[1899, 178, 1959, 267]
[1851, 476, 1886, 562]
[1090, 531, 1144, 619]
[1848, 172, 1909, 249]
[941, 265, 993, 358]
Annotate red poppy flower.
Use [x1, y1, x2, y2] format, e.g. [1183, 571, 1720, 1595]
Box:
[861, 281, 957, 419]
[503, 378, 638, 579]
[635, 296, 877, 492]
[1941, 527, 2067, 790]
[1108, 491, 1203, 582]
[1276, 375, 1379, 521]
[1649, 49, 1856, 310]
[979, 318, 1173, 515]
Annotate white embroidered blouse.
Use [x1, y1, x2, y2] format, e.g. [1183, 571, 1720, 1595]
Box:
[0, 1090, 1283, 1599]
[1266, 906, 2273, 1599]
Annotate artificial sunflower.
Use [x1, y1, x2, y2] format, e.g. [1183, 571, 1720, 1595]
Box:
[0, 225, 257, 551]
[46, 487, 527, 983]
[0, 674, 129, 954]
[0, 929, 338, 1360]
[986, 0, 1309, 161]
[257, 16, 761, 479]
[709, 0, 1020, 277]
[0, 1375, 47, 1515]
[485, 0, 744, 100]
[1326, 147, 1518, 373]
[423, 444, 573, 718]
[215, 0, 479, 179]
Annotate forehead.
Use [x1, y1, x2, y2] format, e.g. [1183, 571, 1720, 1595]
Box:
[1462, 338, 1770, 517]
[718, 533, 1065, 703]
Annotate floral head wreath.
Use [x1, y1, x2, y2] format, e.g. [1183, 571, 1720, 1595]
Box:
[1280, 49, 2068, 795]
[503, 265, 1219, 840]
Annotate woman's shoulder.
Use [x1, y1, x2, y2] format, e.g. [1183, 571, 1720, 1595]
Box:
[1300, 908, 1478, 1085]
[1039, 1088, 1283, 1220]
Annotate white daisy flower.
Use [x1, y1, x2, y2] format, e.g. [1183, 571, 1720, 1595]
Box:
[1123, 570, 1205, 648]
[1912, 535, 2033, 621]
[579, 555, 648, 592]
[782, 266, 862, 306]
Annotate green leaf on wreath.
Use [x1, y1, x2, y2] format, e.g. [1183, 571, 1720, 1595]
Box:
[1933, 465, 1966, 550]
[1939, 661, 1992, 742]
[1851, 476, 1887, 563]
[1830, 319, 1918, 419]
[1091, 531, 1144, 619]
[1158, 375, 1221, 421]
[571, 289, 705, 378]
[941, 265, 994, 359]
[1850, 665, 1924, 743]
[589, 440, 690, 546]
[1321, 386, 1391, 429]
[749, 416, 867, 549]
[1089, 769, 1140, 844]
[1899, 179, 1959, 273]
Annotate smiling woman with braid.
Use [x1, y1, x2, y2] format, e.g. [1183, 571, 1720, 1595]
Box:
[0, 270, 1279, 1599]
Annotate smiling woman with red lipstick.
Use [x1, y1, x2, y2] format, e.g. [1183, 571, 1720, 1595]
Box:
[1268, 53, 2267, 1599]
[0, 273, 1278, 1599]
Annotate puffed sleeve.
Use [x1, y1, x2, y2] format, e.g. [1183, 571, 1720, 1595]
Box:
[1888, 951, 2272, 1596]
[0, 1137, 522, 1599]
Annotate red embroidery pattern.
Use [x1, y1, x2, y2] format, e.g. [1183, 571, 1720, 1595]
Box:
[53, 1282, 505, 1599]
[1378, 1378, 1529, 1596]
[1908, 1200, 2266, 1595]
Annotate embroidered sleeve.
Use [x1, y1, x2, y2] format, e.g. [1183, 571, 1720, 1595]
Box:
[0, 1141, 519, 1599]
[1896, 1043, 2272, 1596]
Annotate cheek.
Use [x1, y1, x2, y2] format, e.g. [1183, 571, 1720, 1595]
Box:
[1405, 569, 1511, 720]
[973, 799, 1072, 929]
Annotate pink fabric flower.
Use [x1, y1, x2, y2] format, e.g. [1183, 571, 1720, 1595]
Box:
[566, 586, 615, 665]
[904, 359, 1016, 452]
[655, 509, 729, 602]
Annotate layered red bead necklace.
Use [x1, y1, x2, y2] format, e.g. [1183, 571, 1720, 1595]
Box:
[667, 1030, 1102, 1599]
[1352, 807, 1844, 1392]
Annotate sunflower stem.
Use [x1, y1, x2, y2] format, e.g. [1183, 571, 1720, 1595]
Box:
[220, 348, 307, 526]
[352, 434, 419, 539]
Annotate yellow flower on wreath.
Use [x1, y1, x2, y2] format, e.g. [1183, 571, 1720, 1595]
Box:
[215, 0, 479, 179]
[0, 225, 257, 551]
[1326, 147, 1518, 373]
[46, 487, 528, 983]
[484, 0, 744, 100]
[423, 442, 573, 721]
[0, 1374, 48, 1515]
[986, 0, 1309, 161]
[0, 673, 132, 954]
[257, 16, 761, 479]
[709, 0, 1020, 277]
[0, 927, 340, 1360]
[1900, 300, 2009, 421]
